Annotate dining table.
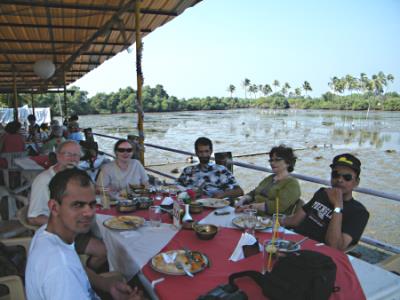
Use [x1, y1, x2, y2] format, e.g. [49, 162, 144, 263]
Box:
[95, 196, 400, 300]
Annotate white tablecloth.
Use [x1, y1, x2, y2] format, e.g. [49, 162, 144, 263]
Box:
[95, 214, 179, 280]
[13, 157, 44, 170]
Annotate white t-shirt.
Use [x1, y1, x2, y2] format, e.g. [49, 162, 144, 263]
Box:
[25, 226, 100, 300]
[96, 159, 148, 191]
[28, 166, 56, 218]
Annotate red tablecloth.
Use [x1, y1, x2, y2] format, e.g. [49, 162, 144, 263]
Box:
[30, 155, 51, 169]
[142, 228, 366, 300]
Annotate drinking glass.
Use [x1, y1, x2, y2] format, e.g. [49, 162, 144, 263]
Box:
[149, 206, 162, 227]
[272, 213, 286, 241]
[243, 208, 258, 236]
[262, 239, 280, 273]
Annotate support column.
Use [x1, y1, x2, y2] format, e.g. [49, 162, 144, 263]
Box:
[135, 0, 145, 164]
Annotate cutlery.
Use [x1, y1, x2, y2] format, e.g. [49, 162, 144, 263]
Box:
[176, 261, 194, 277]
[184, 247, 194, 264]
[289, 237, 309, 250]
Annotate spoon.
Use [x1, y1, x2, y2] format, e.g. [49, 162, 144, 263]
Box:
[175, 261, 194, 277]
[289, 237, 309, 250]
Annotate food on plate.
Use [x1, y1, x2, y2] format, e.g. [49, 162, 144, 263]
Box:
[151, 250, 207, 275]
[103, 216, 144, 230]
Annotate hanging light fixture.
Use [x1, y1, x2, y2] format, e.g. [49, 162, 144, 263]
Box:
[33, 59, 55, 79]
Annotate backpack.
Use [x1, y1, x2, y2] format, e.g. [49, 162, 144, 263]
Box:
[228, 250, 339, 300]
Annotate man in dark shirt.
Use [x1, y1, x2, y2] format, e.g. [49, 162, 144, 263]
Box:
[283, 153, 369, 251]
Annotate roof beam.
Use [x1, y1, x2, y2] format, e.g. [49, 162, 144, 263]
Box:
[1, 0, 178, 16]
[0, 61, 101, 66]
[0, 22, 151, 33]
[0, 38, 131, 47]
[0, 49, 117, 56]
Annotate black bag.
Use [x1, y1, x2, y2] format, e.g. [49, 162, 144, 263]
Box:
[228, 250, 339, 300]
[197, 283, 248, 300]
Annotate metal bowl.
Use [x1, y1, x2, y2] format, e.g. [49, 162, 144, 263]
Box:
[116, 199, 137, 213]
[182, 220, 195, 230]
[193, 223, 218, 240]
[189, 203, 203, 214]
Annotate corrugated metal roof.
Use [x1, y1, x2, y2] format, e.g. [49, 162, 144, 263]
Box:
[0, 0, 202, 93]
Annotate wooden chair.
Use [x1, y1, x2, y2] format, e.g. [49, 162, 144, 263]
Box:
[377, 254, 400, 275]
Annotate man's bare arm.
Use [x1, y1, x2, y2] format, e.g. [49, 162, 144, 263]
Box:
[28, 215, 48, 226]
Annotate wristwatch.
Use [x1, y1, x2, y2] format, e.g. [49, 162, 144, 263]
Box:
[333, 207, 343, 214]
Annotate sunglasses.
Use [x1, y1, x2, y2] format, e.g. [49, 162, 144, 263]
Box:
[116, 148, 133, 153]
[331, 171, 353, 182]
[268, 157, 284, 163]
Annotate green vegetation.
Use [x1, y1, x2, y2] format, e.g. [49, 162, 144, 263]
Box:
[0, 72, 399, 115]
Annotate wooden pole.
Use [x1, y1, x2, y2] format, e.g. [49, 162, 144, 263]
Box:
[135, 0, 145, 164]
[30, 93, 36, 116]
[12, 71, 19, 121]
[63, 71, 68, 123]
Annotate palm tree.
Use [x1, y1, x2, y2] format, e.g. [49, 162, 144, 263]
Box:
[294, 87, 302, 97]
[272, 80, 280, 93]
[386, 74, 395, 92]
[227, 84, 236, 99]
[242, 78, 251, 99]
[262, 84, 272, 97]
[281, 82, 291, 97]
[345, 74, 359, 110]
[302, 81, 312, 96]
[248, 84, 258, 99]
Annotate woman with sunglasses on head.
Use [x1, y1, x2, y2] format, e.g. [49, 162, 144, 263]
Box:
[96, 139, 149, 195]
[235, 145, 301, 215]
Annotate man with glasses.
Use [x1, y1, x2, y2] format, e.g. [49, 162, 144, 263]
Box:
[28, 140, 107, 271]
[283, 153, 369, 251]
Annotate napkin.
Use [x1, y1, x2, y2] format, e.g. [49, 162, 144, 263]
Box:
[161, 197, 174, 205]
[229, 232, 258, 262]
[161, 252, 177, 264]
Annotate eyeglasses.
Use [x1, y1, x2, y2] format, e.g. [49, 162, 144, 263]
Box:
[116, 148, 133, 153]
[60, 152, 81, 158]
[331, 171, 353, 182]
[268, 157, 284, 163]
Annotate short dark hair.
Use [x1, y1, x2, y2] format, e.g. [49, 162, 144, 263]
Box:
[114, 139, 132, 153]
[49, 168, 93, 204]
[5, 121, 21, 134]
[27, 114, 36, 122]
[195, 137, 213, 152]
[269, 145, 297, 172]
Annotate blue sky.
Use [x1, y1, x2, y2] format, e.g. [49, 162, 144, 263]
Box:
[74, 0, 400, 99]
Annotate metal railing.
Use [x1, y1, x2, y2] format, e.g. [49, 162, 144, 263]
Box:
[93, 132, 400, 254]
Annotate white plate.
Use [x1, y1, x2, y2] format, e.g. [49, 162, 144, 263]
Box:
[195, 198, 229, 208]
[232, 216, 272, 231]
[264, 239, 301, 252]
[103, 216, 145, 230]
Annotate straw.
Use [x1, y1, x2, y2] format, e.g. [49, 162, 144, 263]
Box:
[267, 195, 280, 272]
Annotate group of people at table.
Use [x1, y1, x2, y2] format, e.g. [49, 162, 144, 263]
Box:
[21, 133, 369, 299]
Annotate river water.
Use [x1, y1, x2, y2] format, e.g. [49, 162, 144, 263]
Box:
[76, 109, 400, 247]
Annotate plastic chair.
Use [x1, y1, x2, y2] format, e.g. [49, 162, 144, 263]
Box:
[0, 275, 26, 300]
[377, 254, 400, 275]
[16, 206, 39, 233]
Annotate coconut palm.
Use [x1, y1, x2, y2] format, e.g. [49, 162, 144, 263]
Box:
[281, 82, 291, 97]
[242, 78, 251, 99]
[262, 84, 272, 97]
[302, 81, 312, 96]
[227, 84, 236, 99]
[294, 87, 302, 97]
[386, 74, 395, 91]
[272, 80, 280, 93]
[248, 84, 258, 99]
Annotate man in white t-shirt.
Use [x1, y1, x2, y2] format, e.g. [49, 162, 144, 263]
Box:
[25, 168, 143, 300]
[27, 140, 106, 271]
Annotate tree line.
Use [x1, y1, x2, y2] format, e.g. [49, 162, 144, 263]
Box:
[0, 72, 398, 116]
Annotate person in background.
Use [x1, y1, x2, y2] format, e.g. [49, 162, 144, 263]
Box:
[41, 124, 66, 154]
[96, 139, 148, 195]
[28, 140, 107, 271]
[177, 137, 244, 199]
[283, 153, 369, 251]
[25, 168, 143, 300]
[27, 114, 39, 142]
[67, 121, 84, 141]
[0, 121, 25, 153]
[235, 145, 301, 215]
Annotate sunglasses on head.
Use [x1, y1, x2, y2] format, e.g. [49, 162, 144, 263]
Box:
[116, 148, 133, 153]
[331, 171, 353, 181]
